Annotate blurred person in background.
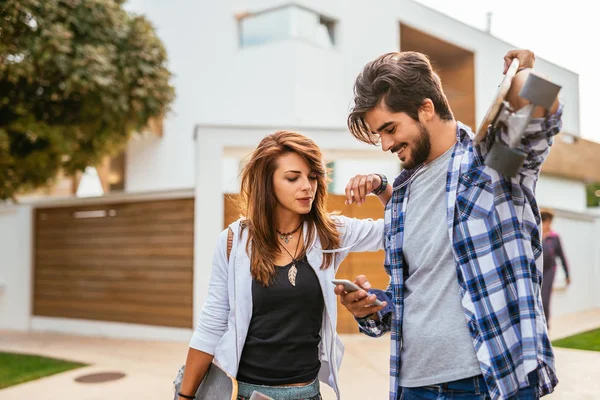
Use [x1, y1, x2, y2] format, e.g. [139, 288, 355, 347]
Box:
[541, 209, 571, 328]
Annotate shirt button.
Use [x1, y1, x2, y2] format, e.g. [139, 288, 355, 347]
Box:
[468, 320, 478, 334]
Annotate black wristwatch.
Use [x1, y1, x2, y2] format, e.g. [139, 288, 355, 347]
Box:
[371, 174, 388, 195]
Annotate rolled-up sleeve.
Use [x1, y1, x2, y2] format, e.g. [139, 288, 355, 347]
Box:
[356, 288, 393, 337]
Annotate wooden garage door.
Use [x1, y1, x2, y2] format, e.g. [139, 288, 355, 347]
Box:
[34, 198, 194, 328]
[224, 194, 387, 333]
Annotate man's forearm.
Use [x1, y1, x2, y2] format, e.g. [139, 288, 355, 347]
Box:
[376, 183, 393, 206]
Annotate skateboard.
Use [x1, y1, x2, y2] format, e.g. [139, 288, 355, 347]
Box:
[475, 58, 562, 177]
[174, 363, 274, 400]
[174, 362, 237, 400]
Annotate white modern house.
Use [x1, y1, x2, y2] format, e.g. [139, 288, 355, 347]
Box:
[1, 0, 598, 340]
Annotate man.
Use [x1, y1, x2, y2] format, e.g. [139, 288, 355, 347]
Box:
[336, 49, 562, 400]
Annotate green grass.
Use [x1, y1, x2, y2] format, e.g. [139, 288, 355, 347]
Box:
[0, 352, 86, 389]
[552, 328, 600, 352]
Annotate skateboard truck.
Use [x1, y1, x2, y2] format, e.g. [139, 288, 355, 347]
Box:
[474, 58, 562, 177]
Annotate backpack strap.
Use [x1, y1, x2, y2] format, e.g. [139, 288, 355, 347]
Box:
[226, 227, 234, 261]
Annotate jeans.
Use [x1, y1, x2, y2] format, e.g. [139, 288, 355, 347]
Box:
[236, 378, 321, 400]
[400, 372, 539, 400]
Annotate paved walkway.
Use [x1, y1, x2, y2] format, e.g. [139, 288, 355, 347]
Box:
[1, 309, 599, 400]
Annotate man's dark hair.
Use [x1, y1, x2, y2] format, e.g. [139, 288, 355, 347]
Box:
[541, 210, 555, 222]
[348, 51, 454, 144]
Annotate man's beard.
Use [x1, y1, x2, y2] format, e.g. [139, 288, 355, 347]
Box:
[402, 122, 431, 169]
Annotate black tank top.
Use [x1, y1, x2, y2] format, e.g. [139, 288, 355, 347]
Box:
[236, 257, 324, 385]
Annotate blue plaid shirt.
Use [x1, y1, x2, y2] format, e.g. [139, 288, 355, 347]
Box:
[358, 104, 563, 400]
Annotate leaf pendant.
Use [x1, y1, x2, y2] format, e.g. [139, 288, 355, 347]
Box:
[288, 264, 297, 286]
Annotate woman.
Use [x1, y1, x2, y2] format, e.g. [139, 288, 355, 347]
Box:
[176, 131, 391, 400]
[541, 209, 570, 328]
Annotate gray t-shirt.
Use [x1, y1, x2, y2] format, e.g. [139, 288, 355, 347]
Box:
[399, 145, 481, 387]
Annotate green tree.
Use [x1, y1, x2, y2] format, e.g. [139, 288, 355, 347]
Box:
[0, 0, 174, 200]
[586, 183, 600, 207]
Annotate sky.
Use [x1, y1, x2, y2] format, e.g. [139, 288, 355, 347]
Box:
[414, 0, 598, 142]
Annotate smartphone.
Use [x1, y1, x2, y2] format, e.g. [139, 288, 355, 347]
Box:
[331, 279, 383, 306]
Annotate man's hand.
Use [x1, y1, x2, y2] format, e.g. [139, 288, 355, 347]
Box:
[503, 49, 535, 74]
[503, 49, 559, 116]
[344, 174, 382, 206]
[334, 275, 387, 318]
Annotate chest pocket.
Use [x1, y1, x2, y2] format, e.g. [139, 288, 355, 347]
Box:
[456, 165, 494, 221]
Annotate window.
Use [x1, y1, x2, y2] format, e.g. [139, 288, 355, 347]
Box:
[237, 4, 337, 48]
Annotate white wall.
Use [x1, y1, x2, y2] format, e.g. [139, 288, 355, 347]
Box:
[537, 175, 588, 213]
[0, 205, 32, 331]
[223, 157, 242, 193]
[123, 0, 212, 192]
[123, 0, 580, 194]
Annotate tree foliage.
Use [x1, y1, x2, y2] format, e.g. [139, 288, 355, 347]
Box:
[0, 0, 174, 200]
[586, 183, 600, 208]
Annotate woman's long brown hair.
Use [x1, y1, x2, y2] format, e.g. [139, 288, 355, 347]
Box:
[238, 131, 341, 286]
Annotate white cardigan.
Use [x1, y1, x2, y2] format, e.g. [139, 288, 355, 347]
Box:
[189, 216, 385, 399]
